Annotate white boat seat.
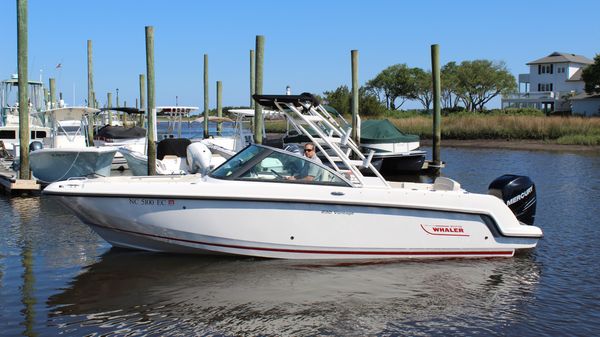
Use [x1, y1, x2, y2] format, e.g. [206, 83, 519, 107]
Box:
[433, 177, 461, 191]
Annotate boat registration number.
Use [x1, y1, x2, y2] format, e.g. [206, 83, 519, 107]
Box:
[129, 198, 176, 206]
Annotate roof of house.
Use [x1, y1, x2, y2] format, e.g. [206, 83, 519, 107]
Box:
[526, 52, 593, 65]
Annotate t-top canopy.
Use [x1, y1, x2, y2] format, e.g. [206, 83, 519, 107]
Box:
[253, 93, 320, 109]
[99, 107, 145, 115]
[360, 119, 419, 144]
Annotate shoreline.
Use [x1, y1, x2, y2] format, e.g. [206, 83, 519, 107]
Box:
[266, 133, 600, 153]
[420, 139, 600, 153]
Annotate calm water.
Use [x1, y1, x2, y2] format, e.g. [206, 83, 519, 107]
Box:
[1, 147, 600, 336]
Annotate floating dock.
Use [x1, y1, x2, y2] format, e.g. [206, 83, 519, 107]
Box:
[0, 161, 40, 195]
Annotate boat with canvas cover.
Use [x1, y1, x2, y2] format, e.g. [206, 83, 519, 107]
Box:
[93, 107, 147, 170]
[43, 94, 542, 260]
[360, 119, 427, 173]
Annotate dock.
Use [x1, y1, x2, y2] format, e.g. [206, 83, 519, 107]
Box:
[0, 161, 40, 195]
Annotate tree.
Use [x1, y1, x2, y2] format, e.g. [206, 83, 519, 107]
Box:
[322, 85, 351, 115]
[441, 62, 461, 109]
[582, 54, 600, 95]
[410, 68, 433, 111]
[454, 60, 517, 112]
[322, 85, 386, 116]
[366, 64, 416, 110]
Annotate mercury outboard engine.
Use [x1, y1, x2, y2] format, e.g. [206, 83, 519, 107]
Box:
[29, 141, 43, 152]
[488, 174, 536, 226]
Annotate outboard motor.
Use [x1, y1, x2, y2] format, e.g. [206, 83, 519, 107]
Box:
[488, 174, 536, 226]
[29, 141, 43, 152]
[186, 142, 212, 175]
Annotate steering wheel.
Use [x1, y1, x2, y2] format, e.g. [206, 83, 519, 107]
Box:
[270, 169, 284, 180]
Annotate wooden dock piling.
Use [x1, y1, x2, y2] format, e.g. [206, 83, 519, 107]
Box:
[254, 35, 264, 144]
[139, 74, 145, 127]
[250, 49, 255, 109]
[217, 80, 222, 135]
[17, 0, 30, 180]
[49, 78, 56, 108]
[87, 40, 96, 145]
[145, 26, 156, 175]
[106, 92, 112, 124]
[431, 44, 442, 175]
[203, 54, 209, 138]
[351, 50, 359, 145]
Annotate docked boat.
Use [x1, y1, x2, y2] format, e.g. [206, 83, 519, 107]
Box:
[93, 107, 147, 170]
[0, 74, 51, 159]
[360, 119, 427, 173]
[120, 137, 222, 176]
[29, 107, 117, 183]
[44, 94, 542, 260]
[282, 105, 426, 173]
[120, 108, 266, 176]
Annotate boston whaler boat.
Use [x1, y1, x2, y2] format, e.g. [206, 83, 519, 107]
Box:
[44, 94, 542, 259]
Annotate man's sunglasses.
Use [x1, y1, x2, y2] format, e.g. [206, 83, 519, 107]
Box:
[304, 148, 314, 152]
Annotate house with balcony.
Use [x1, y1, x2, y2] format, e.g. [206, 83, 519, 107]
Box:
[501, 52, 593, 113]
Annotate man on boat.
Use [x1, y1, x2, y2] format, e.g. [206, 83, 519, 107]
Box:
[287, 142, 322, 181]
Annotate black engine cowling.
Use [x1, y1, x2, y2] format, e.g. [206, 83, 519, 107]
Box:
[488, 175, 536, 226]
[29, 141, 43, 152]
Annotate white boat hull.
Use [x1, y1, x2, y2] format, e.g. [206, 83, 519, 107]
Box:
[46, 176, 541, 260]
[30, 147, 117, 183]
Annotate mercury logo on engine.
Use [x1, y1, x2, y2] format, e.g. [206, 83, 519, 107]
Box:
[506, 186, 533, 206]
[420, 224, 470, 237]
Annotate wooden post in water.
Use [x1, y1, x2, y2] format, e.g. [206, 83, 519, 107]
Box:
[107, 92, 112, 125]
[254, 35, 264, 144]
[139, 74, 146, 127]
[203, 54, 209, 138]
[17, 0, 30, 179]
[87, 40, 94, 107]
[43, 88, 48, 108]
[49, 78, 56, 109]
[431, 44, 441, 174]
[216, 80, 222, 135]
[351, 50, 359, 144]
[250, 49, 255, 108]
[145, 26, 156, 175]
[86, 40, 95, 145]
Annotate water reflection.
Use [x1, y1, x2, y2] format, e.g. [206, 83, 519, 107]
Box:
[47, 250, 541, 336]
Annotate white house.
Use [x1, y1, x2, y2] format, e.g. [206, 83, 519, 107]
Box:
[501, 52, 594, 113]
[570, 93, 600, 116]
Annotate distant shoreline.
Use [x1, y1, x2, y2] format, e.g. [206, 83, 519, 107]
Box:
[420, 139, 600, 153]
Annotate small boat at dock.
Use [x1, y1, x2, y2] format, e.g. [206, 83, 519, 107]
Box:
[29, 107, 117, 183]
[44, 93, 542, 260]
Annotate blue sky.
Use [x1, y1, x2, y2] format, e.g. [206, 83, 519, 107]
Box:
[1, 0, 598, 110]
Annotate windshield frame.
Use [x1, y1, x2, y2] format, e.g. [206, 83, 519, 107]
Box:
[210, 144, 352, 187]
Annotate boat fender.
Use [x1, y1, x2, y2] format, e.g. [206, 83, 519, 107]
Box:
[488, 175, 537, 226]
[186, 142, 212, 175]
[29, 141, 43, 152]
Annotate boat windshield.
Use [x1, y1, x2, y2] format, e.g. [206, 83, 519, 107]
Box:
[57, 125, 82, 136]
[210, 144, 351, 187]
